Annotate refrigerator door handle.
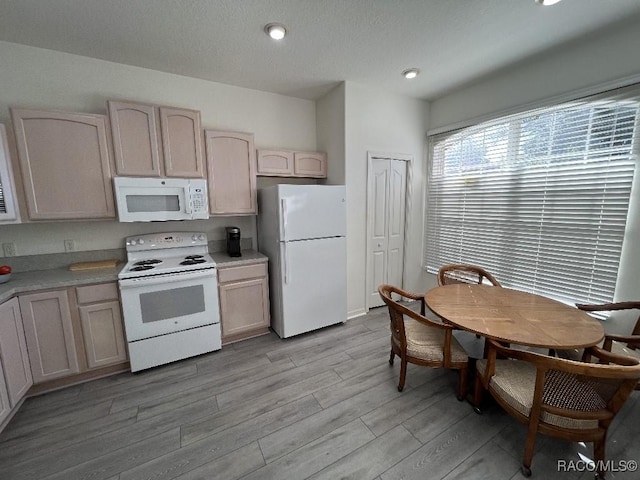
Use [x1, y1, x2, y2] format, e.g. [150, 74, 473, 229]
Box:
[283, 241, 289, 284]
[281, 198, 288, 240]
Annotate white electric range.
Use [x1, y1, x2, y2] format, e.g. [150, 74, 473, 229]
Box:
[118, 232, 221, 372]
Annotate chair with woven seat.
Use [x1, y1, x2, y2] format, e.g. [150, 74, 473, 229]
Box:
[473, 339, 640, 478]
[578, 301, 640, 390]
[378, 284, 469, 399]
[438, 264, 501, 341]
[437, 264, 502, 287]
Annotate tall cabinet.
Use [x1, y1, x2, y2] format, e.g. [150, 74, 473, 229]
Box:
[205, 130, 257, 215]
[11, 108, 116, 220]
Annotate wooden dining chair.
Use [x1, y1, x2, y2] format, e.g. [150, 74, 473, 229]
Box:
[473, 339, 640, 478]
[578, 301, 640, 390]
[438, 264, 501, 339]
[437, 264, 502, 287]
[378, 284, 469, 399]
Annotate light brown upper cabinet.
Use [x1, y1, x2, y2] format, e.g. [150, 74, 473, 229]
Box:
[11, 108, 116, 221]
[256, 150, 294, 176]
[293, 151, 327, 178]
[205, 130, 257, 215]
[256, 149, 327, 178]
[108, 100, 204, 178]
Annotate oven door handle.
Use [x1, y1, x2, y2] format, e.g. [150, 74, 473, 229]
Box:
[119, 269, 216, 289]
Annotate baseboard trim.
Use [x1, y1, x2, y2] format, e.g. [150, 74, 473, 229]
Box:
[347, 308, 367, 320]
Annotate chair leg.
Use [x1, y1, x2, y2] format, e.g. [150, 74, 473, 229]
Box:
[398, 357, 407, 392]
[522, 425, 539, 478]
[389, 349, 395, 366]
[456, 366, 468, 401]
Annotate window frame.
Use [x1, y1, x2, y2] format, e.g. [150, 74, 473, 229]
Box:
[424, 85, 640, 307]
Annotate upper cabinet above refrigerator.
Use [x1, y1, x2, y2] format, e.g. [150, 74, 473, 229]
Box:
[256, 149, 327, 178]
[107, 100, 205, 179]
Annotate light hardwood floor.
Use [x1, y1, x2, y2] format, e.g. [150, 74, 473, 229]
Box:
[1, 306, 638, 480]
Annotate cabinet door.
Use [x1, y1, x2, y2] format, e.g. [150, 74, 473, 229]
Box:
[11, 108, 116, 220]
[108, 101, 162, 177]
[294, 152, 327, 178]
[0, 365, 10, 426]
[256, 149, 294, 176]
[0, 124, 20, 223]
[219, 277, 270, 340]
[19, 290, 79, 383]
[79, 301, 127, 369]
[0, 298, 32, 406]
[205, 130, 257, 215]
[159, 107, 205, 178]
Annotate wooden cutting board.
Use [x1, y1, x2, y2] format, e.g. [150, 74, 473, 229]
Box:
[69, 259, 120, 271]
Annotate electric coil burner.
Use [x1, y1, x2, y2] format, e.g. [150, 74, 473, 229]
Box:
[118, 232, 221, 372]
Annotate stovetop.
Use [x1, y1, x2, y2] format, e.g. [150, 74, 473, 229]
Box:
[118, 232, 216, 279]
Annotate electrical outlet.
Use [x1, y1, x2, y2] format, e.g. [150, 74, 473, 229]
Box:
[2, 242, 17, 257]
[64, 239, 76, 252]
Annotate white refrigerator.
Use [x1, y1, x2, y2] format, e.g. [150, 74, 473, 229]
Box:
[257, 184, 347, 338]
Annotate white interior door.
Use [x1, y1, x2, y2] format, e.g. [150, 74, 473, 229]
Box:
[366, 155, 408, 309]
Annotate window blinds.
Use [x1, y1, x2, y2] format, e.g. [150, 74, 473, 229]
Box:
[425, 84, 639, 305]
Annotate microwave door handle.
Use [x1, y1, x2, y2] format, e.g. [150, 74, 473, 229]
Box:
[184, 190, 192, 215]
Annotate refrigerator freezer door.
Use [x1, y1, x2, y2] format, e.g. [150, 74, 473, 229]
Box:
[276, 236, 347, 338]
[278, 185, 346, 241]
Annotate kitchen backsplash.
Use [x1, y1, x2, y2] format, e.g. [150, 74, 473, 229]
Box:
[0, 238, 253, 272]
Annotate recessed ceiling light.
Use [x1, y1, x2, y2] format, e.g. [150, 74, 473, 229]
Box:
[265, 23, 287, 40]
[535, 0, 562, 5]
[402, 68, 420, 79]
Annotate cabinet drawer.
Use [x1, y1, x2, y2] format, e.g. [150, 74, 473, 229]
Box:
[76, 283, 119, 304]
[218, 263, 267, 284]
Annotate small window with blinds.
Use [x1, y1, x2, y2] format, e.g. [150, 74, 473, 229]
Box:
[425, 84, 639, 306]
[0, 124, 19, 222]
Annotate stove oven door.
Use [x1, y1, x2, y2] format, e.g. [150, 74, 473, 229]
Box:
[119, 269, 219, 342]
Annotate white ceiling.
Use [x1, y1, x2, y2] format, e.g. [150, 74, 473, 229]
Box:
[2, 0, 640, 101]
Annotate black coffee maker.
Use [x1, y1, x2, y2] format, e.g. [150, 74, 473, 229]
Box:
[225, 226, 242, 257]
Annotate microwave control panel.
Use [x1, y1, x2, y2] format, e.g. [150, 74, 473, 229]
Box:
[190, 185, 208, 214]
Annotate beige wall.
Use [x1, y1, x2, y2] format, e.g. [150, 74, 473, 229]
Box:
[428, 18, 640, 333]
[0, 41, 317, 255]
[343, 82, 429, 318]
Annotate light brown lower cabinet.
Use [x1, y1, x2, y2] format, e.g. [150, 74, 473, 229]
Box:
[19, 290, 80, 384]
[18, 282, 128, 386]
[76, 283, 127, 369]
[0, 366, 10, 426]
[218, 261, 270, 344]
[0, 298, 33, 407]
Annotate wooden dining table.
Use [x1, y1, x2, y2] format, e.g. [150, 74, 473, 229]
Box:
[424, 284, 604, 350]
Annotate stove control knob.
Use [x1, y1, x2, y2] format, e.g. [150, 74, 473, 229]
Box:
[138, 239, 145, 245]
[192, 234, 199, 241]
[129, 239, 137, 246]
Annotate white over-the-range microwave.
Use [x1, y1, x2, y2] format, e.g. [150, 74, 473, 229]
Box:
[113, 177, 209, 222]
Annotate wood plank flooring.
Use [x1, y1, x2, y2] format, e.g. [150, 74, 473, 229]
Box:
[1, 306, 639, 480]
